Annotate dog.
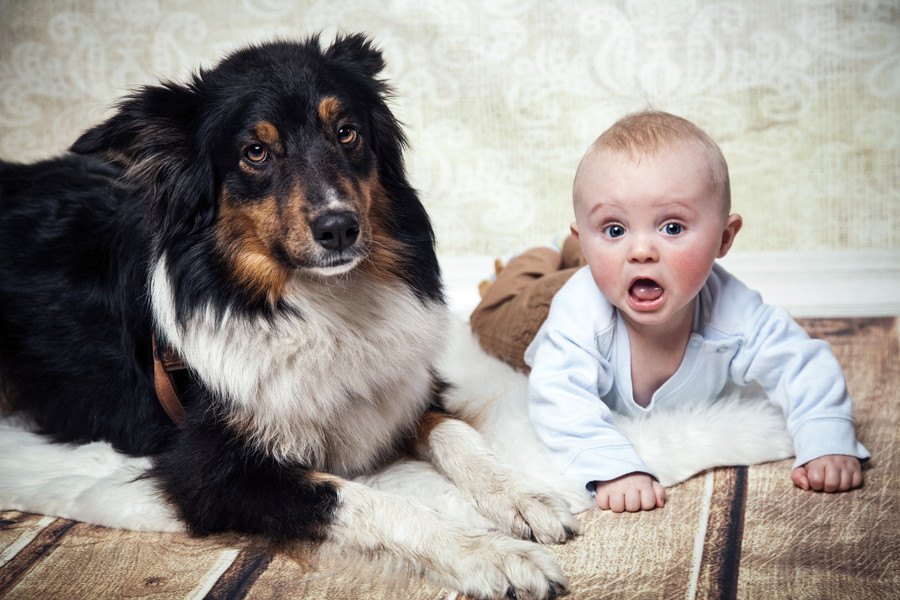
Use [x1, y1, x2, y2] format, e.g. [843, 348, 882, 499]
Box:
[0, 35, 580, 599]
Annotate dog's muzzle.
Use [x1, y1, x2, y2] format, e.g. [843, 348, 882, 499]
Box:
[306, 210, 367, 276]
[310, 211, 359, 253]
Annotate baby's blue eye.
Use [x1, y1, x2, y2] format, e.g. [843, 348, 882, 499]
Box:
[663, 223, 683, 235]
[605, 225, 625, 238]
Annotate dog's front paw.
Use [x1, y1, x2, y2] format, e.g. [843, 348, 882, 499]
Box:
[474, 486, 580, 545]
[419, 417, 580, 545]
[319, 479, 568, 600]
[450, 531, 567, 600]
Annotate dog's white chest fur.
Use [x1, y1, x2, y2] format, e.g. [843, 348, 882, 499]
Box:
[151, 259, 447, 477]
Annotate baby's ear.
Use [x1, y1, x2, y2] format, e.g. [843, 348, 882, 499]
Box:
[717, 214, 743, 258]
[569, 222, 580, 242]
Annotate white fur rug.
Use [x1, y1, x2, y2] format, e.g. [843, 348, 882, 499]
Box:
[0, 316, 793, 533]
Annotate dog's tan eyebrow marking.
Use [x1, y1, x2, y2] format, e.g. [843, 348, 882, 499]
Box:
[318, 96, 342, 125]
[253, 121, 284, 154]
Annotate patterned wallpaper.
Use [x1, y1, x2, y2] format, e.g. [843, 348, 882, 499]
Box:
[0, 0, 897, 256]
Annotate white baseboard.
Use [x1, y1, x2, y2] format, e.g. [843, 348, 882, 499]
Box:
[718, 250, 900, 318]
[440, 250, 900, 319]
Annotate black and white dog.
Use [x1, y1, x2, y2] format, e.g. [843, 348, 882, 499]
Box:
[0, 35, 578, 599]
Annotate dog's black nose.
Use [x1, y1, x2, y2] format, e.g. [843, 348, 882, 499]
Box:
[310, 212, 359, 252]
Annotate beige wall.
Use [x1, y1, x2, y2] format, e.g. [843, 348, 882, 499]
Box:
[1, 0, 897, 256]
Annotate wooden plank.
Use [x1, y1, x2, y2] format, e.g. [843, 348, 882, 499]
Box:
[738, 317, 900, 599]
[244, 546, 447, 600]
[2, 522, 243, 600]
[0, 512, 55, 566]
[0, 517, 74, 594]
[204, 546, 272, 599]
[550, 473, 710, 599]
[187, 547, 241, 599]
[692, 467, 748, 600]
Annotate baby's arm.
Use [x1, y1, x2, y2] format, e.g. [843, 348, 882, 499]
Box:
[726, 284, 870, 482]
[791, 454, 863, 492]
[594, 473, 666, 512]
[527, 273, 657, 497]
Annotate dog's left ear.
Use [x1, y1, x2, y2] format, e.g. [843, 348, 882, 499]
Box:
[325, 33, 386, 79]
[325, 33, 406, 167]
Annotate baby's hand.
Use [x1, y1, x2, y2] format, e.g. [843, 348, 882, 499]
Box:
[791, 454, 863, 493]
[594, 473, 665, 512]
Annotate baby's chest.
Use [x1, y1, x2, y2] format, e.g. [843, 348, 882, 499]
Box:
[629, 351, 685, 408]
[612, 338, 740, 411]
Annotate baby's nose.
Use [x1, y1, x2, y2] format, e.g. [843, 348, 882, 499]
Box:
[627, 235, 659, 262]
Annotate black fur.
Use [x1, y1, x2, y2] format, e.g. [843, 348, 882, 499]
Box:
[0, 35, 444, 541]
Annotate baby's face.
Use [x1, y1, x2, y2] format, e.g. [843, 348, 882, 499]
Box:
[572, 142, 740, 333]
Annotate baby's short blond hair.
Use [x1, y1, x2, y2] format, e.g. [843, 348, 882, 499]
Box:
[580, 110, 731, 213]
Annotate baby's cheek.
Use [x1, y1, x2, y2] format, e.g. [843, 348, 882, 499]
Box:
[669, 247, 716, 291]
[589, 253, 624, 296]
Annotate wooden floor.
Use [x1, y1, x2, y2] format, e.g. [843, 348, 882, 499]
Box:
[1, 317, 898, 600]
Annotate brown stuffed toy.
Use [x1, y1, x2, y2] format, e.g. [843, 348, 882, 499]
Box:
[470, 235, 586, 372]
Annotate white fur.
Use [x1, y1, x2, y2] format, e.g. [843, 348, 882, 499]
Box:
[150, 257, 447, 477]
[0, 416, 181, 532]
[417, 417, 580, 544]
[614, 383, 794, 486]
[321, 478, 567, 600]
[308, 258, 363, 277]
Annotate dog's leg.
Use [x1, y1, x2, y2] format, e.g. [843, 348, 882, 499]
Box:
[416, 411, 581, 544]
[317, 475, 567, 600]
[154, 420, 565, 600]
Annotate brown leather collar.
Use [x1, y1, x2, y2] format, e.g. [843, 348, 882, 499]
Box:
[152, 334, 187, 425]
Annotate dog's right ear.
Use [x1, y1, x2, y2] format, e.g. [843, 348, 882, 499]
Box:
[71, 82, 199, 165]
[71, 81, 214, 239]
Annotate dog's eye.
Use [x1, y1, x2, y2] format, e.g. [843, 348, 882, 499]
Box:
[337, 125, 358, 146]
[243, 144, 269, 164]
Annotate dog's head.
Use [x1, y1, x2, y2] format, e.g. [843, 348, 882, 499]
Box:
[72, 35, 441, 312]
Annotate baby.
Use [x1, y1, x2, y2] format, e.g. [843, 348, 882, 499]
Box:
[474, 111, 870, 512]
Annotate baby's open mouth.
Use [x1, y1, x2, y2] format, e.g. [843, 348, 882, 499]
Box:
[629, 278, 664, 303]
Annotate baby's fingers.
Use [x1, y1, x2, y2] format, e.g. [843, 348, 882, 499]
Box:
[806, 464, 829, 491]
[609, 492, 627, 513]
[624, 488, 644, 512]
[652, 481, 666, 508]
[839, 468, 853, 492]
[837, 463, 864, 492]
[821, 464, 842, 492]
[596, 491, 611, 511]
[791, 466, 810, 491]
[851, 467, 863, 490]
[638, 487, 658, 511]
